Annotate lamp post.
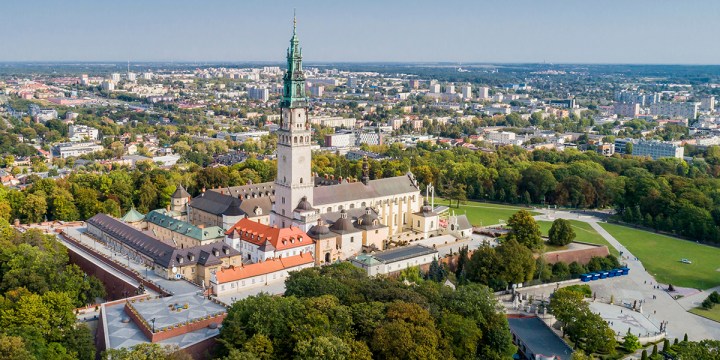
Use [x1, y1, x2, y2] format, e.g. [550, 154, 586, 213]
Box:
[151, 318, 156, 333]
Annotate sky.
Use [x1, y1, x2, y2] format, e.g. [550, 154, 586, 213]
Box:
[1, 0, 718, 64]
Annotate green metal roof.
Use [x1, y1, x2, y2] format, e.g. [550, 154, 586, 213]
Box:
[120, 207, 145, 223]
[145, 210, 224, 242]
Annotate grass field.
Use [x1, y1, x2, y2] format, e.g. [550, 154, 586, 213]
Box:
[600, 223, 720, 290]
[689, 306, 720, 323]
[538, 220, 619, 256]
[436, 199, 537, 228]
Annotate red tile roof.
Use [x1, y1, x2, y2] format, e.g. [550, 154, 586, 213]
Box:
[226, 218, 314, 251]
[214, 252, 314, 283]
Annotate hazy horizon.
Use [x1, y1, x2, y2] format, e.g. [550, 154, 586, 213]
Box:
[2, 0, 719, 65]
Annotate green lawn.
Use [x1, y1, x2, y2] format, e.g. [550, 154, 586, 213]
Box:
[689, 306, 720, 323]
[538, 220, 619, 256]
[600, 223, 720, 290]
[437, 199, 538, 228]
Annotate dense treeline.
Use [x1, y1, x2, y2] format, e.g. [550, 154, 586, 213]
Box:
[0, 220, 103, 359]
[0, 157, 277, 223]
[4, 138, 720, 245]
[217, 263, 516, 360]
[339, 143, 720, 243]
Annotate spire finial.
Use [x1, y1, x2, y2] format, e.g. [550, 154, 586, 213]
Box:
[293, 9, 297, 35]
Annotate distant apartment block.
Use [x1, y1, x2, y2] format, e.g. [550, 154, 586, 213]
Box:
[633, 140, 684, 160]
[309, 116, 356, 128]
[309, 85, 324, 97]
[247, 87, 269, 102]
[307, 77, 339, 86]
[486, 131, 518, 144]
[68, 125, 99, 141]
[700, 96, 716, 112]
[111, 73, 121, 82]
[650, 102, 699, 120]
[615, 138, 684, 160]
[461, 85, 472, 99]
[102, 80, 115, 91]
[54, 142, 104, 158]
[478, 86, 490, 99]
[28, 104, 57, 122]
[613, 102, 641, 118]
[325, 131, 382, 148]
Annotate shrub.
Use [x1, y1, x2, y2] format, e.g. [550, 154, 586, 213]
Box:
[702, 298, 715, 310]
[708, 291, 720, 304]
[563, 284, 592, 298]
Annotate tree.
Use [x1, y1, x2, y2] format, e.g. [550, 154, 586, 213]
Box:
[426, 259, 447, 282]
[495, 239, 536, 285]
[62, 324, 96, 360]
[506, 210, 543, 251]
[293, 336, 351, 360]
[371, 302, 449, 360]
[570, 350, 592, 360]
[662, 339, 670, 353]
[652, 344, 658, 357]
[622, 331, 641, 352]
[102, 343, 186, 360]
[641, 349, 648, 360]
[21, 192, 47, 223]
[548, 218, 576, 246]
[0, 334, 35, 360]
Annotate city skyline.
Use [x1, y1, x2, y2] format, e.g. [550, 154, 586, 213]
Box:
[2, 0, 720, 65]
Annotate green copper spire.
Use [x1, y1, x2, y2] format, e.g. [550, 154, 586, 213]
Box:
[281, 13, 307, 108]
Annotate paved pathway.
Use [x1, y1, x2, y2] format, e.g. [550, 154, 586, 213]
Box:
[532, 209, 720, 341]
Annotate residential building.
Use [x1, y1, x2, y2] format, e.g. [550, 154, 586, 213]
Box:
[650, 102, 699, 120]
[309, 85, 324, 97]
[613, 102, 641, 118]
[309, 116, 356, 128]
[700, 96, 716, 112]
[478, 86, 490, 99]
[111, 73, 121, 82]
[247, 87, 269, 102]
[461, 85, 472, 99]
[68, 125, 99, 141]
[102, 80, 115, 91]
[632, 140, 684, 160]
[54, 142, 104, 158]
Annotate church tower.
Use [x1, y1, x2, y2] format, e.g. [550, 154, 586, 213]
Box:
[271, 16, 314, 229]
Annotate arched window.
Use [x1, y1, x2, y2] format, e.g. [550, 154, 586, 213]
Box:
[349, 203, 355, 209]
[294, 136, 297, 144]
[300, 178, 303, 184]
[327, 207, 332, 212]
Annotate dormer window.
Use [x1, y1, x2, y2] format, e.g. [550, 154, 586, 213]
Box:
[188, 254, 195, 261]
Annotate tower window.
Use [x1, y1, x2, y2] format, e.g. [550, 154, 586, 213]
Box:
[300, 178, 303, 183]
[294, 136, 297, 144]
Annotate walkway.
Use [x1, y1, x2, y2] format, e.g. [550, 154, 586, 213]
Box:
[532, 209, 720, 341]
